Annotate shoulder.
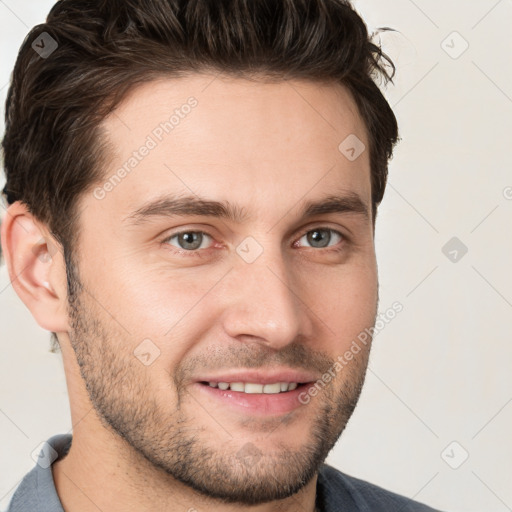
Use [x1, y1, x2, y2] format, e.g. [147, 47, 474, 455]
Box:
[317, 463, 445, 512]
[6, 434, 71, 512]
[5, 466, 40, 512]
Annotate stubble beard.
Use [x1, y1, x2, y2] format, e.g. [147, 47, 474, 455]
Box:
[65, 266, 372, 505]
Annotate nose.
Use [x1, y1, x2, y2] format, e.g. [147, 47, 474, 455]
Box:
[220, 245, 313, 350]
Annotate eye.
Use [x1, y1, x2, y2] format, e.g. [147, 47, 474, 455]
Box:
[163, 231, 213, 251]
[161, 227, 345, 257]
[296, 228, 343, 249]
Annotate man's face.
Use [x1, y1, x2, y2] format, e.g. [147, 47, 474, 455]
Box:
[66, 74, 378, 504]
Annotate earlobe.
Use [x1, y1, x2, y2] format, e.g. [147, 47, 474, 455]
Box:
[0, 201, 70, 332]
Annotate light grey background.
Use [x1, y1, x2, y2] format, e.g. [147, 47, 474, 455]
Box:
[1, 1, 511, 511]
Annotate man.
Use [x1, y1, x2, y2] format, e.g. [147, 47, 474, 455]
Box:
[0, 0, 443, 510]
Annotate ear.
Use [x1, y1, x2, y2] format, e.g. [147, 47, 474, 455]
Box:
[1, 201, 70, 332]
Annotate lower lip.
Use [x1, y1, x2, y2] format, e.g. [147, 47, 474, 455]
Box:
[193, 383, 310, 416]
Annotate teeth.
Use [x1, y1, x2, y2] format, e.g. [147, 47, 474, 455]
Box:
[263, 383, 282, 394]
[230, 382, 245, 392]
[206, 382, 299, 393]
[244, 383, 263, 393]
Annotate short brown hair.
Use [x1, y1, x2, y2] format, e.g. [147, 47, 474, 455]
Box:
[1, 0, 399, 346]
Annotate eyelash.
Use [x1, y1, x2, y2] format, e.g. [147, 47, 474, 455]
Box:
[160, 227, 346, 258]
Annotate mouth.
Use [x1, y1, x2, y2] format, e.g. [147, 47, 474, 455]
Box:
[193, 370, 318, 416]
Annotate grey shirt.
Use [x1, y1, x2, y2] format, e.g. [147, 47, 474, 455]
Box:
[7, 434, 443, 511]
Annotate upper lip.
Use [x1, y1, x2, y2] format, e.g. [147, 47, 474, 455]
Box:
[195, 369, 319, 385]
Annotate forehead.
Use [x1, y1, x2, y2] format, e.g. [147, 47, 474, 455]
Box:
[90, 73, 371, 225]
[105, 73, 367, 147]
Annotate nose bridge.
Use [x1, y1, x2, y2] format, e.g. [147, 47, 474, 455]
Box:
[221, 242, 310, 348]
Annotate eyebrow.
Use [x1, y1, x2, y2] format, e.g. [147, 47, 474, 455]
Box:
[122, 192, 370, 226]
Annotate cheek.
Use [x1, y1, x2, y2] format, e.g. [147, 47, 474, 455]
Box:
[92, 266, 226, 364]
[98, 263, 207, 322]
[310, 262, 378, 343]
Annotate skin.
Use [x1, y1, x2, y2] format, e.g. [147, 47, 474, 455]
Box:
[1, 73, 378, 512]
